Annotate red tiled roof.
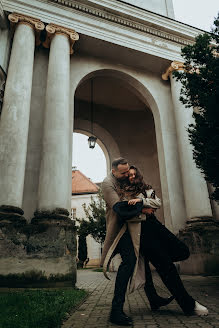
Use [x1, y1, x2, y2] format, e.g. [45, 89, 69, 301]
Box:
[72, 170, 99, 194]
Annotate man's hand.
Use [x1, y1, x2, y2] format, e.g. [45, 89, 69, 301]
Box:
[141, 207, 154, 214]
[128, 198, 142, 205]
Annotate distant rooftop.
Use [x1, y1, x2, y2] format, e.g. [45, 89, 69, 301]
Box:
[72, 169, 99, 195]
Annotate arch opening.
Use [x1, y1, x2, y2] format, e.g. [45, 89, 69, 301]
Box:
[72, 131, 108, 182]
[73, 70, 164, 222]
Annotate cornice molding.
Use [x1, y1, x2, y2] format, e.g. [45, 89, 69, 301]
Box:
[50, 0, 194, 47]
[1, 0, 199, 61]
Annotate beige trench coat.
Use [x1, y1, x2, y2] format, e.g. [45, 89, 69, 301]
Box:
[101, 172, 161, 294]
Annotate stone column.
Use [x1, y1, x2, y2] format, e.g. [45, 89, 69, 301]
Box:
[36, 24, 79, 217]
[162, 62, 212, 220]
[0, 13, 44, 219]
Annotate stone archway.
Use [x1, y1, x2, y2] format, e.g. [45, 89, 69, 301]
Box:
[72, 68, 166, 223]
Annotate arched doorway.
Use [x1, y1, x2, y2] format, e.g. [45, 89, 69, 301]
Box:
[71, 131, 108, 267]
[73, 72, 164, 222]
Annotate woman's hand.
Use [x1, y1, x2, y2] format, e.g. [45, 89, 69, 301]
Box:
[128, 198, 142, 205]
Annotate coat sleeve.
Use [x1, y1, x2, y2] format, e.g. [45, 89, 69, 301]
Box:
[139, 190, 162, 209]
[102, 179, 120, 209]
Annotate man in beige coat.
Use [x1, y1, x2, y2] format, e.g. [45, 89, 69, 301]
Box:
[101, 158, 169, 326]
[101, 158, 209, 325]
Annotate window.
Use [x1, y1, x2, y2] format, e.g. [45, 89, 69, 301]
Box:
[71, 208, 76, 220]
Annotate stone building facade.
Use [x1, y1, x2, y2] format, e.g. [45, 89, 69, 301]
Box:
[0, 0, 219, 285]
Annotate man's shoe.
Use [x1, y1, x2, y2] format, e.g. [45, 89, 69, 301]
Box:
[144, 288, 174, 311]
[122, 311, 132, 322]
[194, 301, 208, 316]
[110, 310, 133, 326]
[122, 311, 132, 323]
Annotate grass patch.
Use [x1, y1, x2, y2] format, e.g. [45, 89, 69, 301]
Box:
[0, 288, 88, 328]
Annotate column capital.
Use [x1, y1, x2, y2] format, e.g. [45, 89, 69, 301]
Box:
[43, 23, 79, 54]
[162, 61, 184, 80]
[8, 13, 45, 46]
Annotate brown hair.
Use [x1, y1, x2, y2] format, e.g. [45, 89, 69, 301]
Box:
[112, 157, 128, 170]
[119, 165, 152, 198]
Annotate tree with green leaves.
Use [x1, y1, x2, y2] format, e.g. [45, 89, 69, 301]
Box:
[82, 189, 106, 252]
[76, 189, 106, 267]
[173, 13, 219, 202]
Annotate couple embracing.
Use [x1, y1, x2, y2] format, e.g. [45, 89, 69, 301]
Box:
[101, 158, 208, 326]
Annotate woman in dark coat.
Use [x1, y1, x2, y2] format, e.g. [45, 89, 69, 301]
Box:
[113, 165, 208, 316]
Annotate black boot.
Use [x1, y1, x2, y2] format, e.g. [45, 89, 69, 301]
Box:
[122, 311, 132, 322]
[144, 286, 174, 311]
[144, 260, 174, 311]
[110, 309, 133, 326]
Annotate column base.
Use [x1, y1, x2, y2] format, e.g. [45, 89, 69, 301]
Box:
[32, 207, 70, 224]
[0, 210, 77, 287]
[0, 205, 26, 224]
[177, 217, 219, 275]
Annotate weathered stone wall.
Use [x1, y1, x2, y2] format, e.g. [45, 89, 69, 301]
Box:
[177, 219, 219, 275]
[0, 217, 77, 287]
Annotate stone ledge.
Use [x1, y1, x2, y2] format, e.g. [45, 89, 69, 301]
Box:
[0, 205, 26, 226]
[32, 208, 75, 228]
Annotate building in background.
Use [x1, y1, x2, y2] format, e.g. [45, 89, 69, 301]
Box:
[71, 168, 102, 267]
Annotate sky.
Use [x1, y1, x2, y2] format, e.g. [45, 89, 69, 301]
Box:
[172, 0, 218, 32]
[72, 1, 219, 183]
[72, 133, 107, 183]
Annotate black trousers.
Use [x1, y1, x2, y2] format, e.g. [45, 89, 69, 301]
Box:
[140, 215, 195, 314]
[112, 230, 136, 311]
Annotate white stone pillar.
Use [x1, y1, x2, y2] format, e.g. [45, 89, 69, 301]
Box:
[37, 24, 79, 212]
[0, 13, 44, 211]
[163, 62, 212, 219]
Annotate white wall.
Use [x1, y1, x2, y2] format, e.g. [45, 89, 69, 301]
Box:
[72, 193, 102, 263]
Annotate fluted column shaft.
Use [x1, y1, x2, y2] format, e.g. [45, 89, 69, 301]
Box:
[0, 14, 43, 209]
[169, 71, 212, 219]
[38, 26, 78, 211]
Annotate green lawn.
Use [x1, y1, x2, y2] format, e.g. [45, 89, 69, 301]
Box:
[0, 288, 88, 328]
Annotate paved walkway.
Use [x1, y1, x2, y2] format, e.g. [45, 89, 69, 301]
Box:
[63, 270, 219, 328]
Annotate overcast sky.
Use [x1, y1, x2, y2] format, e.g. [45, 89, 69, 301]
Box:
[172, 0, 218, 32]
[72, 1, 219, 182]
